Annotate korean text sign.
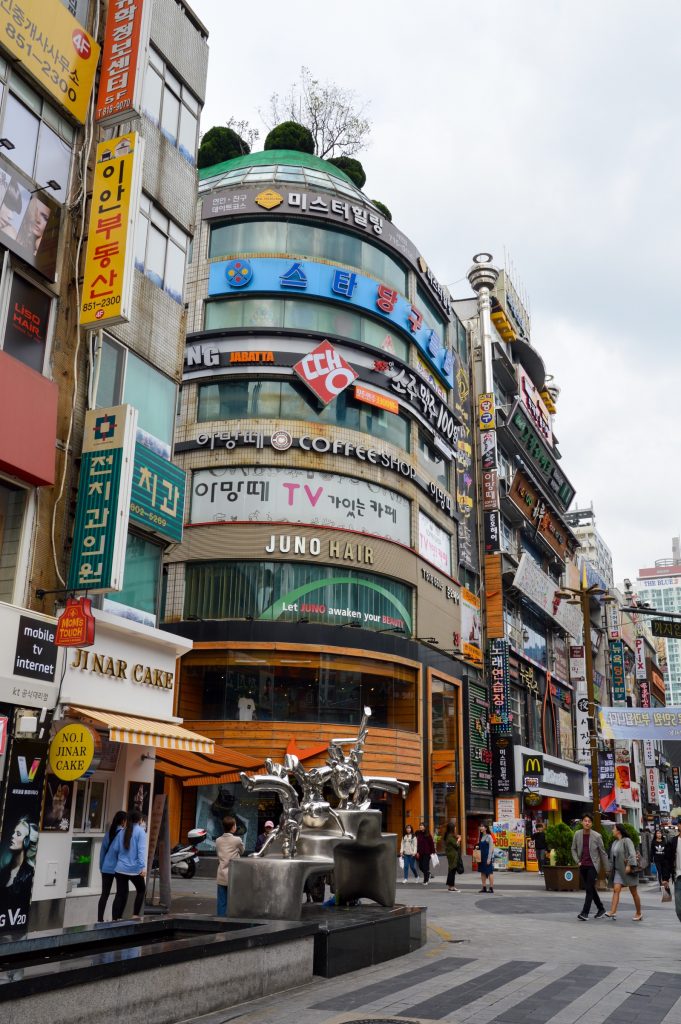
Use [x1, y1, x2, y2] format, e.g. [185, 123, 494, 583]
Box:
[0, 0, 99, 124]
[96, 0, 151, 124]
[129, 443, 185, 544]
[80, 133, 144, 328]
[67, 404, 137, 593]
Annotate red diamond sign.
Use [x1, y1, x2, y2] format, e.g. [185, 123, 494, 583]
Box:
[293, 340, 358, 406]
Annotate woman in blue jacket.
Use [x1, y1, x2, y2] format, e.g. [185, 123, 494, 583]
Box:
[111, 810, 148, 921]
[98, 811, 127, 922]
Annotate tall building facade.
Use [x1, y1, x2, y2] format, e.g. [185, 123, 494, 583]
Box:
[564, 505, 614, 589]
[637, 542, 681, 705]
[0, 0, 208, 935]
[163, 148, 487, 846]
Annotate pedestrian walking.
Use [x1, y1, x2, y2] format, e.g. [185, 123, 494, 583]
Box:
[111, 810, 147, 921]
[98, 811, 126, 922]
[399, 824, 418, 882]
[444, 822, 462, 892]
[533, 822, 547, 874]
[652, 828, 666, 888]
[415, 821, 435, 886]
[661, 819, 681, 921]
[477, 824, 496, 893]
[215, 814, 244, 915]
[571, 813, 609, 921]
[605, 823, 642, 921]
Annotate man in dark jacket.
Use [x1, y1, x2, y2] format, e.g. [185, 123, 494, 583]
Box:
[662, 820, 681, 923]
[534, 823, 547, 874]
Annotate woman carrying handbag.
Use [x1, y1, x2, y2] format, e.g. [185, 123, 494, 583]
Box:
[605, 823, 642, 921]
[444, 822, 462, 892]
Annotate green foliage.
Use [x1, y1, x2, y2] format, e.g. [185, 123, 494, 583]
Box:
[617, 822, 640, 847]
[596, 825, 614, 853]
[197, 125, 250, 169]
[371, 200, 392, 222]
[264, 121, 314, 154]
[327, 156, 366, 188]
[545, 822, 575, 867]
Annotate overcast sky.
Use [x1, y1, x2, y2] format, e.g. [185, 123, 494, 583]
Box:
[190, 0, 680, 587]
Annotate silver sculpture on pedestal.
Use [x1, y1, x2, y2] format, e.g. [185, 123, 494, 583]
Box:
[230, 707, 409, 920]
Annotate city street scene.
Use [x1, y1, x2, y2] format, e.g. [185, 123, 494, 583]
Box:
[0, 2, 679, 1024]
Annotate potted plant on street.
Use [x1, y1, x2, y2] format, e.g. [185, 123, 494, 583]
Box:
[543, 822, 580, 891]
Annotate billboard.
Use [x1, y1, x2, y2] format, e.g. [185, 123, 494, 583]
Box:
[418, 511, 451, 575]
[80, 133, 144, 328]
[0, 158, 62, 281]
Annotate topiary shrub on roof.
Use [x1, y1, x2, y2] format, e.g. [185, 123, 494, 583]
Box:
[371, 200, 392, 222]
[327, 155, 366, 189]
[198, 126, 250, 169]
[264, 121, 315, 154]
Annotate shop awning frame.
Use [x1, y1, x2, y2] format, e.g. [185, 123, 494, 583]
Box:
[68, 706, 214, 754]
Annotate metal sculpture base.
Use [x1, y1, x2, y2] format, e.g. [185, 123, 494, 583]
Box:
[228, 810, 397, 921]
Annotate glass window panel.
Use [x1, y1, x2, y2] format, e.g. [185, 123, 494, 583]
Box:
[134, 208, 148, 272]
[277, 167, 304, 180]
[8, 73, 41, 114]
[124, 350, 176, 446]
[35, 123, 71, 196]
[4, 94, 39, 176]
[361, 318, 408, 361]
[165, 67, 181, 95]
[141, 65, 162, 124]
[150, 204, 168, 231]
[281, 382, 317, 420]
[96, 335, 125, 408]
[418, 433, 447, 488]
[0, 480, 27, 601]
[86, 780, 107, 831]
[182, 89, 200, 115]
[178, 105, 197, 163]
[148, 47, 163, 72]
[140, 193, 151, 215]
[146, 224, 166, 287]
[416, 286, 445, 338]
[160, 87, 180, 144]
[106, 533, 162, 623]
[164, 239, 185, 302]
[0, 56, 7, 80]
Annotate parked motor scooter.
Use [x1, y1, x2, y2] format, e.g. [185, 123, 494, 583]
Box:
[170, 827, 207, 879]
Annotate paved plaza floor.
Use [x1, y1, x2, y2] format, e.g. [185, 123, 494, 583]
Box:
[170, 869, 681, 1024]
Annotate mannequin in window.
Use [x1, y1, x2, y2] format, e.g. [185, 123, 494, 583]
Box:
[238, 695, 256, 721]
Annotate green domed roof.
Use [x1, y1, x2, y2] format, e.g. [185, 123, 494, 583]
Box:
[198, 149, 354, 185]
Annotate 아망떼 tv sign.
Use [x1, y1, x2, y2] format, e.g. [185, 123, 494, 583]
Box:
[80, 133, 144, 328]
[67, 405, 137, 593]
[293, 340, 358, 406]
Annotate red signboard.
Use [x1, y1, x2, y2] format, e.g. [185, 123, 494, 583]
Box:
[96, 0, 150, 124]
[293, 340, 358, 406]
[55, 598, 96, 648]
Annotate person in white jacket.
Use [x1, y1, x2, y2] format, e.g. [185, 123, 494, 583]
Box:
[400, 824, 419, 882]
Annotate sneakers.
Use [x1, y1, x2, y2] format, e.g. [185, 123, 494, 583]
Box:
[400, 878, 407, 884]
[447, 887, 460, 892]
[488, 888, 494, 893]
[423, 880, 429, 886]
[594, 908, 606, 919]
[478, 888, 487, 893]
[577, 913, 588, 921]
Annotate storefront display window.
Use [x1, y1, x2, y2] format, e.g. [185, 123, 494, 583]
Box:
[179, 649, 418, 731]
[209, 219, 408, 294]
[203, 296, 409, 362]
[197, 378, 411, 451]
[72, 778, 108, 832]
[1, 274, 52, 373]
[432, 677, 458, 749]
[68, 837, 93, 890]
[0, 479, 28, 602]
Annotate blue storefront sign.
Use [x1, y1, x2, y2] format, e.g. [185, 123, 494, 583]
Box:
[207, 257, 454, 389]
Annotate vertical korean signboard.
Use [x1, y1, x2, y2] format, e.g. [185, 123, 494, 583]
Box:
[489, 638, 511, 734]
[0, 0, 99, 124]
[80, 133, 144, 328]
[609, 640, 626, 705]
[96, 0, 152, 124]
[68, 405, 137, 593]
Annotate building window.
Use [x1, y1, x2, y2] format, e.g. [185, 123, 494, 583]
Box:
[432, 677, 459, 749]
[416, 286, 446, 342]
[94, 334, 177, 457]
[179, 648, 418, 731]
[0, 478, 28, 601]
[417, 432, 448, 490]
[209, 219, 408, 294]
[510, 685, 524, 745]
[197, 378, 411, 452]
[204, 296, 409, 362]
[0, 65, 74, 199]
[104, 532, 162, 628]
[134, 194, 189, 303]
[141, 48, 199, 164]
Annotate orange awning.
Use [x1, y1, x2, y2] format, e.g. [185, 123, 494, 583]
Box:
[154, 742, 261, 787]
[69, 707, 214, 754]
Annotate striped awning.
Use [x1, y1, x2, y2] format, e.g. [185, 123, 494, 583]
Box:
[68, 707, 214, 754]
[154, 743, 261, 787]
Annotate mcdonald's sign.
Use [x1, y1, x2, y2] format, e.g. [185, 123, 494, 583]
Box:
[524, 754, 543, 778]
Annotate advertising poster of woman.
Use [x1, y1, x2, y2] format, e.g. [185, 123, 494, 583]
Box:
[0, 738, 47, 937]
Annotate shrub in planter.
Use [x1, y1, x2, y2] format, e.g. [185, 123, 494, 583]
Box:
[327, 156, 366, 189]
[545, 822, 575, 866]
[264, 121, 315, 154]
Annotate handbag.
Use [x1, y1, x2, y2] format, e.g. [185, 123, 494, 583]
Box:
[456, 856, 465, 874]
[473, 847, 482, 864]
[430, 852, 439, 869]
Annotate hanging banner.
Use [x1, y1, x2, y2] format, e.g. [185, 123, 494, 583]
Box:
[67, 405, 137, 593]
[600, 706, 681, 740]
[607, 602, 620, 640]
[489, 638, 511, 733]
[647, 766, 659, 806]
[658, 780, 670, 813]
[575, 694, 591, 765]
[80, 133, 144, 328]
[569, 645, 587, 693]
[0, 738, 47, 937]
[672, 766, 681, 794]
[609, 640, 626, 705]
[634, 637, 647, 680]
[461, 589, 482, 665]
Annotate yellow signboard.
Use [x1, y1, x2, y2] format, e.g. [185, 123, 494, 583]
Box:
[80, 133, 144, 328]
[49, 723, 96, 781]
[0, 0, 99, 124]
